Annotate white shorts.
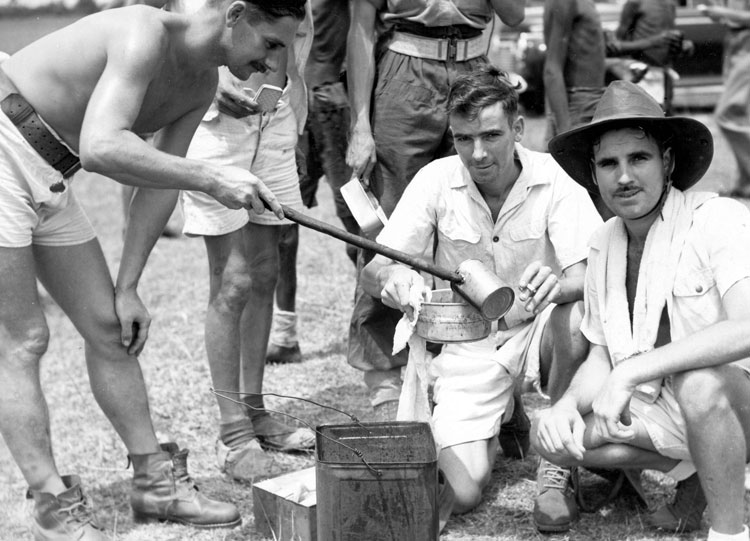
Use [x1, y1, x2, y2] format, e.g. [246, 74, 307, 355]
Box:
[630, 363, 750, 481]
[181, 94, 303, 236]
[0, 73, 94, 248]
[430, 305, 552, 449]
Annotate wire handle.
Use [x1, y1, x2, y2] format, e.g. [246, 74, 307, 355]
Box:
[211, 389, 383, 475]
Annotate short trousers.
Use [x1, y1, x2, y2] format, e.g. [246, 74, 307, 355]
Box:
[630, 364, 750, 482]
[0, 66, 95, 248]
[630, 378, 694, 481]
[429, 305, 552, 449]
[181, 93, 304, 236]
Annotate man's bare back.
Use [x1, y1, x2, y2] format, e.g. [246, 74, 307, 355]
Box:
[544, 0, 605, 89]
[5, 6, 222, 151]
[1, 1, 299, 210]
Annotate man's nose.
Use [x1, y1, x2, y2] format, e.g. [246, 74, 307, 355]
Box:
[264, 50, 283, 73]
[616, 162, 633, 184]
[472, 141, 487, 160]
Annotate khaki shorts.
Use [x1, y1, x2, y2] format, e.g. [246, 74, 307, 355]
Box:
[429, 305, 553, 449]
[181, 95, 303, 236]
[630, 365, 750, 481]
[0, 69, 94, 248]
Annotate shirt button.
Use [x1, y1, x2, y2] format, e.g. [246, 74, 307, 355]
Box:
[695, 285, 703, 293]
[493, 236, 499, 242]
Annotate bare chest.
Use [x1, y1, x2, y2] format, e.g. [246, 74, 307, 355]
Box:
[133, 69, 214, 134]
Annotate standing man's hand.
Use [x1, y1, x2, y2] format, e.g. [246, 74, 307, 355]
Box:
[346, 126, 377, 183]
[115, 286, 151, 356]
[215, 67, 263, 118]
[518, 261, 562, 314]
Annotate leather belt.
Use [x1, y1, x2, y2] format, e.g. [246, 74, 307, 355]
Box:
[387, 28, 490, 62]
[1, 92, 80, 192]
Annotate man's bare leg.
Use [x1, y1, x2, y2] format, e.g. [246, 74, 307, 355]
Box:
[674, 366, 750, 535]
[34, 240, 160, 455]
[539, 301, 589, 403]
[239, 223, 280, 407]
[439, 438, 499, 515]
[533, 301, 590, 531]
[203, 231, 252, 424]
[0, 246, 66, 495]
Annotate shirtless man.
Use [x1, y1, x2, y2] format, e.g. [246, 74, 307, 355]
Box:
[543, 0, 606, 139]
[0, 1, 303, 539]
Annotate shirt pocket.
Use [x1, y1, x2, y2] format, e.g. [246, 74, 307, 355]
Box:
[672, 266, 722, 330]
[507, 219, 546, 242]
[436, 212, 484, 266]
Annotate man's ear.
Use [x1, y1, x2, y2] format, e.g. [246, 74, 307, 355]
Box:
[226, 0, 247, 27]
[664, 147, 675, 176]
[513, 115, 524, 142]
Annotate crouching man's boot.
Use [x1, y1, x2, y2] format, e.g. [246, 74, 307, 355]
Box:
[27, 475, 109, 541]
[130, 442, 241, 529]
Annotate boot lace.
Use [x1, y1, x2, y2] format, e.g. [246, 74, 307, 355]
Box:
[59, 496, 104, 531]
[541, 463, 572, 491]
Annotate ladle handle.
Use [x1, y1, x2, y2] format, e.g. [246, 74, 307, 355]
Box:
[279, 205, 461, 283]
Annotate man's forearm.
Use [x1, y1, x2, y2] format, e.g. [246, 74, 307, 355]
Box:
[617, 318, 750, 387]
[116, 187, 179, 292]
[543, 67, 570, 132]
[347, 1, 377, 135]
[558, 346, 611, 414]
[81, 131, 217, 194]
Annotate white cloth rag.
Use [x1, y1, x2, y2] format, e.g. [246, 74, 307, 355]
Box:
[594, 189, 715, 402]
[392, 286, 434, 425]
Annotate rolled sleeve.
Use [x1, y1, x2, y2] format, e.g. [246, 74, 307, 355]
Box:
[376, 167, 439, 256]
[696, 198, 750, 297]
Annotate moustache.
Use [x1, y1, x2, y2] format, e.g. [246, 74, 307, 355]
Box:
[250, 61, 269, 74]
[614, 184, 640, 196]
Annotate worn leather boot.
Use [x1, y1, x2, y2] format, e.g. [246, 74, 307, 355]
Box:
[27, 475, 109, 541]
[130, 442, 241, 529]
[498, 388, 530, 460]
[533, 459, 580, 533]
[646, 472, 706, 533]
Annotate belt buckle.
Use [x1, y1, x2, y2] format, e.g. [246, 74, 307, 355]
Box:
[447, 37, 458, 61]
[61, 160, 81, 179]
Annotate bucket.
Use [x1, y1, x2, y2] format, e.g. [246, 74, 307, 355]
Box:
[316, 422, 438, 540]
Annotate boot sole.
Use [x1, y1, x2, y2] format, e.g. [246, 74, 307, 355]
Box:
[534, 521, 573, 533]
[133, 513, 242, 529]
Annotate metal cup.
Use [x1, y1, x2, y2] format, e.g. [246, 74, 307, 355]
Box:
[451, 259, 515, 321]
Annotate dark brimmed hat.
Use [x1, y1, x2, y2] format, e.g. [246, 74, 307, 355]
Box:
[548, 81, 713, 192]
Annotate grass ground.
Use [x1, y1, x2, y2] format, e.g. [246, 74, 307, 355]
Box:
[1, 113, 747, 541]
[0, 13, 746, 535]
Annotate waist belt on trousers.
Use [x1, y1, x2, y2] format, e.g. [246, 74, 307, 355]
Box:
[387, 27, 490, 62]
[0, 91, 80, 192]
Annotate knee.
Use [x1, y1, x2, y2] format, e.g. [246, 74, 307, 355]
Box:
[248, 256, 279, 295]
[213, 271, 253, 313]
[547, 301, 589, 363]
[549, 301, 585, 342]
[530, 419, 582, 468]
[0, 316, 50, 362]
[450, 477, 485, 514]
[673, 368, 731, 422]
[277, 225, 298, 252]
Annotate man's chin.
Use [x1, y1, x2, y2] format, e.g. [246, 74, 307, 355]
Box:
[227, 65, 252, 81]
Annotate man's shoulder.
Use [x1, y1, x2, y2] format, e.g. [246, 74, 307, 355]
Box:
[692, 193, 750, 229]
[417, 155, 465, 178]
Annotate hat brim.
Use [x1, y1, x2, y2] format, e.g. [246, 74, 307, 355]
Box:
[548, 116, 714, 193]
